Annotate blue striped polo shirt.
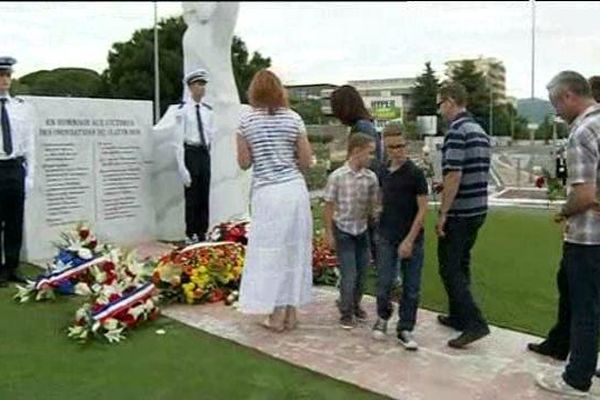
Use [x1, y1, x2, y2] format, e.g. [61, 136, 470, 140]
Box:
[238, 107, 306, 189]
[441, 111, 491, 217]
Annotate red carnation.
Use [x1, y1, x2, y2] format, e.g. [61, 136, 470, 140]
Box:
[102, 262, 115, 272]
[535, 176, 545, 188]
[209, 288, 225, 303]
[79, 228, 90, 240]
[120, 313, 137, 328]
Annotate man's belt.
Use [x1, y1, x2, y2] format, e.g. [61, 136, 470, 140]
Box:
[0, 156, 24, 166]
[184, 143, 210, 151]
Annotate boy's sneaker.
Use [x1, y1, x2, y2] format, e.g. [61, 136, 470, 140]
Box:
[397, 330, 418, 351]
[371, 318, 388, 340]
[354, 307, 368, 322]
[339, 316, 356, 330]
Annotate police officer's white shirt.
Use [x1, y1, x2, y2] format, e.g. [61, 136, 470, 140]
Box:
[0, 95, 36, 189]
[182, 100, 215, 147]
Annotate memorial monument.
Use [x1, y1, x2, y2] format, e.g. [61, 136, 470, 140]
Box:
[153, 1, 250, 241]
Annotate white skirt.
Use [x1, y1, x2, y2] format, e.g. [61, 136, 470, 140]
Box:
[239, 178, 313, 314]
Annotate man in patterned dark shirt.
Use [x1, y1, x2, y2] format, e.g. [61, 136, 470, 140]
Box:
[435, 82, 491, 349]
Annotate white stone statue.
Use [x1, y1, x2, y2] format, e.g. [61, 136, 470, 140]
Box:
[151, 1, 250, 241]
[182, 2, 240, 105]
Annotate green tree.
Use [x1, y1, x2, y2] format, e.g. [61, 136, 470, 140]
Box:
[410, 61, 440, 118]
[290, 97, 325, 125]
[447, 60, 490, 131]
[231, 36, 271, 103]
[102, 16, 271, 117]
[13, 68, 104, 97]
[535, 115, 568, 142]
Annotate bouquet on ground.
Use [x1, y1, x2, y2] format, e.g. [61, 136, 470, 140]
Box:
[208, 219, 250, 245]
[67, 249, 160, 343]
[152, 242, 244, 305]
[14, 223, 111, 303]
[312, 233, 339, 286]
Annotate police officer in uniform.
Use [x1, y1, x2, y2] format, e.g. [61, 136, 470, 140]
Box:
[175, 69, 215, 243]
[0, 57, 35, 286]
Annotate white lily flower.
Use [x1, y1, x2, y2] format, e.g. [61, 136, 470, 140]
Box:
[78, 248, 93, 260]
[74, 283, 92, 296]
[128, 305, 146, 320]
[102, 318, 120, 331]
[105, 328, 126, 344]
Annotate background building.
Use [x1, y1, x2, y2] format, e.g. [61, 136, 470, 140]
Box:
[285, 83, 338, 101]
[345, 77, 417, 130]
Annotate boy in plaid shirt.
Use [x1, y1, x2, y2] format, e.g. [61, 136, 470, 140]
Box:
[323, 133, 379, 329]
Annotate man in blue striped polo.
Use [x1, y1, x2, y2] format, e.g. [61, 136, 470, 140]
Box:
[435, 82, 491, 348]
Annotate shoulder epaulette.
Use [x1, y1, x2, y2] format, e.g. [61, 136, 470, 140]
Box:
[202, 102, 212, 110]
[178, 101, 186, 109]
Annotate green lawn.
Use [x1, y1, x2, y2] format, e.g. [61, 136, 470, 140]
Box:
[0, 205, 562, 399]
[417, 207, 562, 337]
[0, 266, 386, 400]
[313, 200, 562, 338]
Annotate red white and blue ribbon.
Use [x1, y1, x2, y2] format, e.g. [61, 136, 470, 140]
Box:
[92, 283, 156, 321]
[180, 241, 237, 254]
[34, 255, 109, 291]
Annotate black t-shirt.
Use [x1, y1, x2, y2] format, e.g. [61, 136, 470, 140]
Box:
[377, 159, 429, 244]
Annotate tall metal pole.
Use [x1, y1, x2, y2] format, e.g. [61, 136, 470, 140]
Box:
[153, 1, 160, 123]
[489, 80, 493, 136]
[530, 0, 536, 100]
[529, 0, 536, 145]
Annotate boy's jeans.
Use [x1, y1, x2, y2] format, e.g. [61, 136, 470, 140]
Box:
[335, 225, 370, 318]
[376, 234, 425, 331]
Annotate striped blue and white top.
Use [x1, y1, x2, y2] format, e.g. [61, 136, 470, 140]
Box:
[238, 107, 306, 189]
[442, 111, 491, 218]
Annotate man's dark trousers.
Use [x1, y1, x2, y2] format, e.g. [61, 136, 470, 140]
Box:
[438, 214, 488, 332]
[184, 144, 210, 241]
[0, 158, 25, 279]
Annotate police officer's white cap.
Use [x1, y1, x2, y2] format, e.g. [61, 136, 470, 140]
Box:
[0, 57, 17, 73]
[184, 69, 209, 85]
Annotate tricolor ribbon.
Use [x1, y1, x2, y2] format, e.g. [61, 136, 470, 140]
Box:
[92, 283, 156, 321]
[179, 241, 238, 254]
[34, 255, 109, 291]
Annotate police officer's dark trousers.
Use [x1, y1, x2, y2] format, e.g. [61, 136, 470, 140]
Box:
[184, 144, 210, 241]
[0, 158, 25, 278]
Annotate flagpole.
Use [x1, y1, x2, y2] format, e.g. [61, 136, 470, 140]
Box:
[153, 1, 160, 123]
[530, 0, 536, 100]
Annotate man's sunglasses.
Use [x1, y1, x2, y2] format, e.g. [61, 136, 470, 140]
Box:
[387, 144, 407, 149]
[436, 99, 447, 108]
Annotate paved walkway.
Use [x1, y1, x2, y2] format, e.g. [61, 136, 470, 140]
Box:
[163, 286, 600, 400]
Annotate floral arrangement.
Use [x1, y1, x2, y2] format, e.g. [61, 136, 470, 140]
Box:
[312, 234, 339, 286]
[208, 219, 250, 245]
[67, 249, 160, 343]
[152, 242, 244, 305]
[14, 224, 111, 302]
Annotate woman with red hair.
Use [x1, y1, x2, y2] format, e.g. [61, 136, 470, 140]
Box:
[236, 69, 314, 332]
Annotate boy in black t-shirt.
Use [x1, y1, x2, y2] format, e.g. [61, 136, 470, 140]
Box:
[372, 123, 429, 350]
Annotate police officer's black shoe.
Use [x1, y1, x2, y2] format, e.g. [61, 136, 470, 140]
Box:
[7, 273, 27, 284]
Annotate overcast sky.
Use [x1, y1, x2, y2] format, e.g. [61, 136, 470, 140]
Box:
[2, 1, 598, 100]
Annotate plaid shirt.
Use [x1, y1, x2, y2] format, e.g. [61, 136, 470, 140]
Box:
[323, 163, 379, 235]
[565, 104, 600, 245]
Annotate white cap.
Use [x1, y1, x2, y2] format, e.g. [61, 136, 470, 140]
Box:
[183, 68, 209, 85]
